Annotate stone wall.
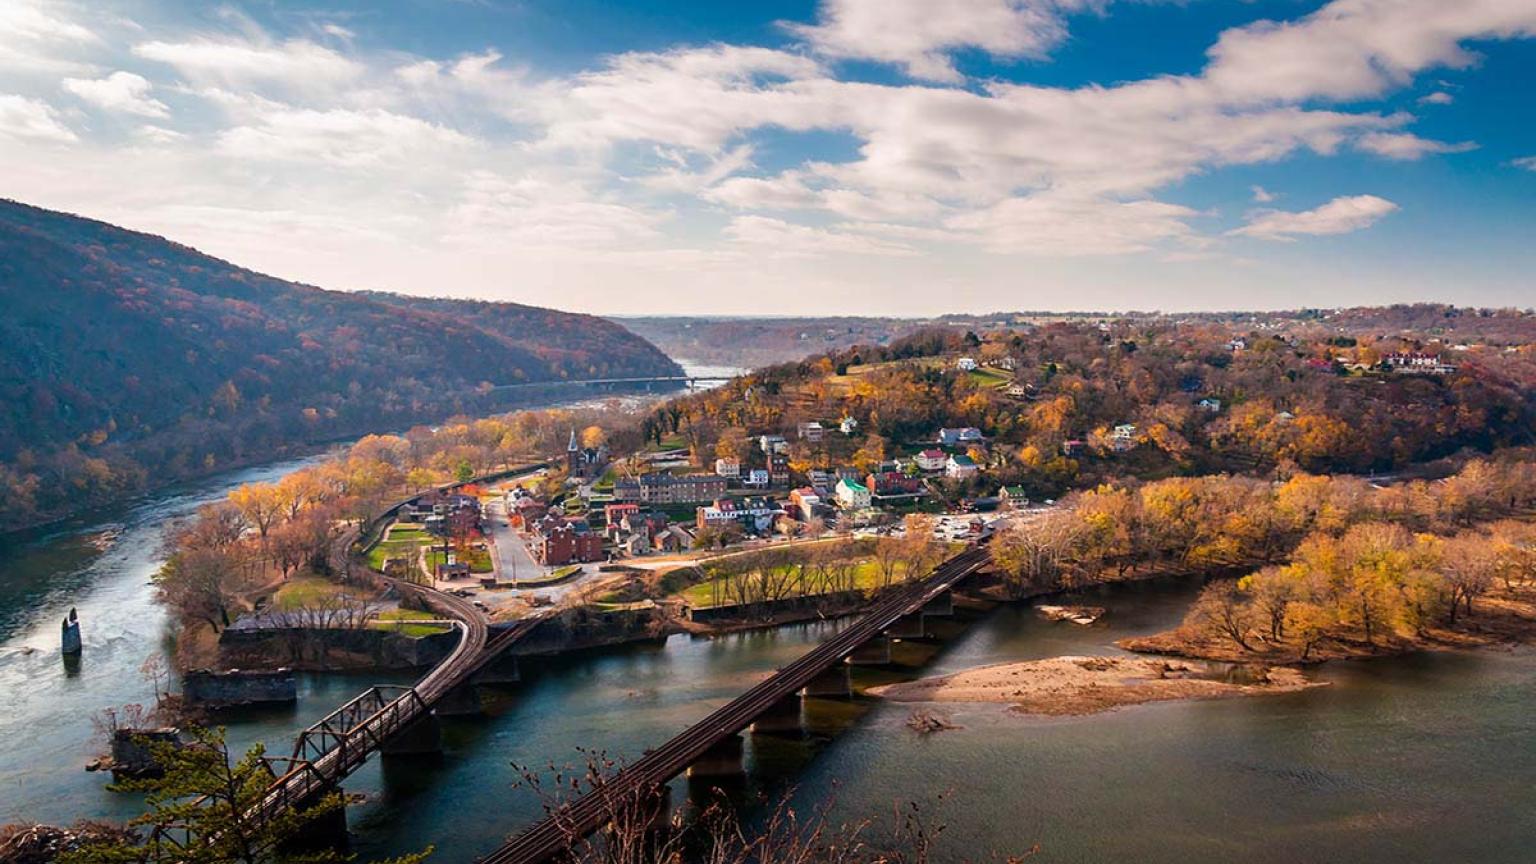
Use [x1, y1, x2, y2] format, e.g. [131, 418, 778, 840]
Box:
[507, 606, 672, 656]
[182, 668, 298, 707]
[217, 627, 458, 671]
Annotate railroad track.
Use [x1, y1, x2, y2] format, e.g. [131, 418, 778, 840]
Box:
[479, 546, 992, 864]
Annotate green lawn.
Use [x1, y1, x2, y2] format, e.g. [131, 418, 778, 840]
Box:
[967, 367, 1012, 388]
[274, 577, 365, 610]
[371, 608, 451, 637]
[675, 559, 920, 609]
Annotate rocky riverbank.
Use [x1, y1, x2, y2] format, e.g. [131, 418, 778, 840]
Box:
[868, 655, 1323, 716]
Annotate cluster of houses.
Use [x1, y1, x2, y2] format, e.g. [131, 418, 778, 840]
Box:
[1384, 352, 1458, 375]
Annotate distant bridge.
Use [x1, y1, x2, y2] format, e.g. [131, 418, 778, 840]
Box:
[483, 374, 736, 393]
[479, 545, 994, 864]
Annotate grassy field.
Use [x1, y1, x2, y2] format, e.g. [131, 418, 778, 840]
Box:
[274, 577, 367, 610]
[371, 608, 451, 637]
[967, 367, 1012, 388]
[675, 558, 921, 609]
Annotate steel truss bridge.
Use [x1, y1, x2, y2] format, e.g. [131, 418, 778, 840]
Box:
[480, 546, 993, 864]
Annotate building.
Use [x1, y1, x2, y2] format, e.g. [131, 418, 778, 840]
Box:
[566, 429, 607, 480]
[1385, 352, 1457, 374]
[938, 427, 983, 446]
[956, 357, 979, 371]
[946, 454, 979, 479]
[867, 472, 924, 499]
[603, 502, 641, 527]
[839, 416, 859, 435]
[1111, 424, 1138, 452]
[612, 473, 729, 505]
[915, 449, 948, 472]
[759, 434, 789, 454]
[797, 421, 824, 442]
[1197, 398, 1222, 413]
[714, 457, 741, 479]
[835, 477, 872, 509]
[999, 485, 1029, 509]
[768, 453, 790, 486]
[744, 468, 771, 488]
[1061, 439, 1085, 456]
[696, 497, 781, 533]
[531, 517, 605, 566]
[788, 487, 822, 521]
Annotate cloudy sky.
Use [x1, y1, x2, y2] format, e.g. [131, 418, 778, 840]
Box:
[3, 0, 1533, 315]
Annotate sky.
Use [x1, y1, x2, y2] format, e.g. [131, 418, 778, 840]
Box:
[1, 0, 1534, 316]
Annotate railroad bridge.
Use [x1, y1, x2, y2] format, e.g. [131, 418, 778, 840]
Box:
[151, 581, 551, 856]
[480, 545, 994, 864]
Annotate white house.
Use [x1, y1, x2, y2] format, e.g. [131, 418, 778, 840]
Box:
[759, 434, 788, 454]
[1197, 398, 1222, 413]
[839, 416, 858, 435]
[915, 449, 948, 472]
[714, 457, 740, 478]
[1111, 424, 1138, 452]
[956, 357, 979, 372]
[797, 421, 825, 442]
[744, 468, 771, 487]
[938, 427, 983, 446]
[945, 454, 979, 479]
[835, 477, 872, 509]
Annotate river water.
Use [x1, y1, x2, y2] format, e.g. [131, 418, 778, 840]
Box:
[2, 374, 1534, 859]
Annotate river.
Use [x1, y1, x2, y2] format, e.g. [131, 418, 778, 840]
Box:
[2, 369, 1534, 860]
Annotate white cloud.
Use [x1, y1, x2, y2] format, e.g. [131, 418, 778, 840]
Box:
[63, 71, 169, 118]
[1202, 0, 1536, 105]
[134, 37, 363, 91]
[1354, 131, 1476, 160]
[0, 93, 76, 142]
[2, 0, 1534, 312]
[1419, 91, 1454, 105]
[946, 193, 1203, 255]
[1231, 194, 1398, 240]
[0, 1, 102, 77]
[723, 215, 916, 257]
[1512, 155, 1536, 171]
[638, 144, 755, 193]
[787, 0, 1102, 83]
[218, 107, 472, 167]
[443, 171, 669, 250]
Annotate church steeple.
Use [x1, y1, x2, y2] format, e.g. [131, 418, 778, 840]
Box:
[568, 428, 579, 451]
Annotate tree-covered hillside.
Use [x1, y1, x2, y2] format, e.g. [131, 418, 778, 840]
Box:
[0, 200, 680, 530]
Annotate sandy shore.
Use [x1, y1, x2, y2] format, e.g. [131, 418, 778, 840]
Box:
[867, 655, 1323, 716]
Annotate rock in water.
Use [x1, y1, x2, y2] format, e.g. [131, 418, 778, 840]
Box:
[1037, 604, 1106, 625]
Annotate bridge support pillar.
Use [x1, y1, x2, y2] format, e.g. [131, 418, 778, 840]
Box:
[686, 734, 745, 779]
[434, 684, 482, 717]
[473, 654, 521, 686]
[885, 611, 927, 640]
[279, 787, 349, 855]
[381, 712, 442, 757]
[801, 665, 852, 698]
[922, 589, 954, 617]
[846, 635, 892, 666]
[749, 695, 804, 736]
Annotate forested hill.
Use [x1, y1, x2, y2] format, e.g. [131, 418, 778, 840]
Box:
[0, 199, 681, 531]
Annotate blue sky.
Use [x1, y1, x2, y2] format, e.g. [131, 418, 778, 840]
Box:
[1, 0, 1533, 315]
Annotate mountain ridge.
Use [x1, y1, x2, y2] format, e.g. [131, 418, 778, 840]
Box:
[0, 199, 681, 530]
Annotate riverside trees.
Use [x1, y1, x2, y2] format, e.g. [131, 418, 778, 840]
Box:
[990, 456, 1536, 632]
